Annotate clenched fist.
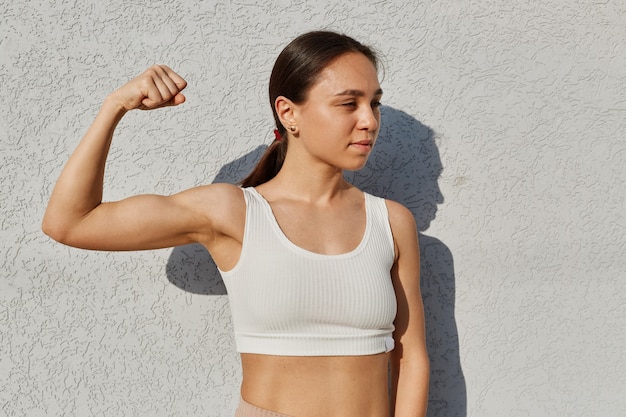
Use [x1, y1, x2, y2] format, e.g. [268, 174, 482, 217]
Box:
[109, 65, 187, 112]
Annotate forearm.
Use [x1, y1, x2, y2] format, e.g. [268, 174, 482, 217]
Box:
[391, 357, 430, 417]
[43, 96, 126, 235]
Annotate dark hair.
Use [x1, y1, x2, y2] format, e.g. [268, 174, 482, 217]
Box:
[240, 31, 378, 187]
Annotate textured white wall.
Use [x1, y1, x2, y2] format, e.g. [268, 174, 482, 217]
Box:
[1, 1, 625, 416]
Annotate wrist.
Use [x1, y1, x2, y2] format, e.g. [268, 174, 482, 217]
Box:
[103, 93, 131, 116]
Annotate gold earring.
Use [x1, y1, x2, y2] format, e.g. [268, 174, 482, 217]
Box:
[289, 126, 296, 132]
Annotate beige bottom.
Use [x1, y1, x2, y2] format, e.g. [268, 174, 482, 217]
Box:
[234, 397, 293, 417]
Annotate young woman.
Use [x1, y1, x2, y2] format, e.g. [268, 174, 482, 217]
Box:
[43, 31, 429, 417]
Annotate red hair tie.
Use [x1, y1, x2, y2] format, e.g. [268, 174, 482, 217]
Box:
[273, 129, 282, 142]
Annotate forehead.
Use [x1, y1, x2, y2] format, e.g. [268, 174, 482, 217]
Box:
[312, 52, 381, 96]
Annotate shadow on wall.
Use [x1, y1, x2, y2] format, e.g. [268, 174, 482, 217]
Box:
[349, 107, 466, 417]
[165, 106, 466, 417]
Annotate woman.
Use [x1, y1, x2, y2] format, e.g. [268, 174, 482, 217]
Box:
[43, 31, 429, 417]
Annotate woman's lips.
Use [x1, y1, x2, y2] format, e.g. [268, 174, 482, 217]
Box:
[350, 140, 373, 152]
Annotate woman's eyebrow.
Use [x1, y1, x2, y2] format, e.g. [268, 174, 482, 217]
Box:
[335, 88, 384, 97]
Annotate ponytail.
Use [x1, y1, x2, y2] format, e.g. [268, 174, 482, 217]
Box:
[240, 133, 288, 187]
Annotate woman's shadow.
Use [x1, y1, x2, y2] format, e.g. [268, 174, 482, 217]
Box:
[165, 106, 466, 416]
[349, 107, 467, 417]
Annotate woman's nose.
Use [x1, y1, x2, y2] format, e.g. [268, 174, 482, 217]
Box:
[358, 106, 379, 131]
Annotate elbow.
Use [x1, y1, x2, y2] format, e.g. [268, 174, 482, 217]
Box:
[42, 203, 101, 248]
[391, 344, 430, 376]
[41, 213, 72, 245]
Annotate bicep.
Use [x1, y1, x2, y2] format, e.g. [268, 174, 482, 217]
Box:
[70, 193, 201, 250]
[47, 184, 240, 251]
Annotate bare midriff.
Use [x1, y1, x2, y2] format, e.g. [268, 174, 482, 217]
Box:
[240, 353, 391, 417]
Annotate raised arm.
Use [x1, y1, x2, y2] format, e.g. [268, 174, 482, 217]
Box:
[42, 65, 241, 253]
[387, 200, 430, 417]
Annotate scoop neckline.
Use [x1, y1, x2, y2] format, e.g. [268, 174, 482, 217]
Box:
[247, 187, 371, 259]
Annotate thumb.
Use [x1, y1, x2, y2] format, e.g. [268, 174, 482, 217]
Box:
[140, 92, 186, 109]
[172, 93, 186, 106]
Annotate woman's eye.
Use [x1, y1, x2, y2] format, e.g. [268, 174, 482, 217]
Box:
[342, 102, 357, 107]
[372, 101, 382, 108]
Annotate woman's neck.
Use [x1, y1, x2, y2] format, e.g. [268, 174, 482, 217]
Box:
[262, 155, 354, 203]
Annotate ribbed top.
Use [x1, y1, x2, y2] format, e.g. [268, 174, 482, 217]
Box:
[219, 187, 397, 356]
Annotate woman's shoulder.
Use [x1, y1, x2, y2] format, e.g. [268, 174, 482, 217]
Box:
[357, 189, 415, 231]
[382, 198, 417, 231]
[177, 183, 246, 227]
[180, 182, 244, 205]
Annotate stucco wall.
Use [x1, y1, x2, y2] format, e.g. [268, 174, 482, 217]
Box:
[1, 1, 625, 416]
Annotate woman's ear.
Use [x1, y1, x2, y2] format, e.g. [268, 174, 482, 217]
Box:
[275, 96, 297, 132]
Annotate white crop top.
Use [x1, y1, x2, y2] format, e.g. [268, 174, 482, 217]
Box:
[219, 187, 397, 356]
